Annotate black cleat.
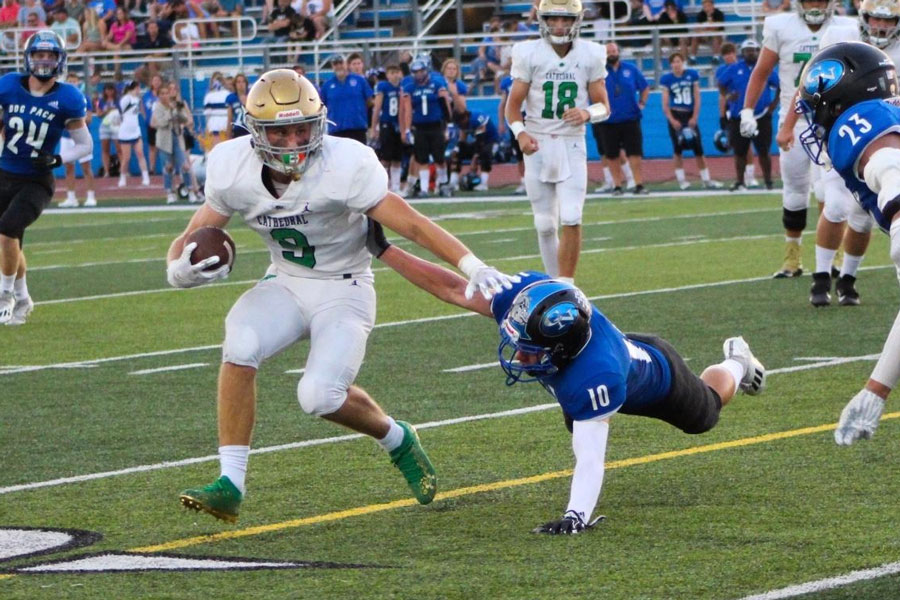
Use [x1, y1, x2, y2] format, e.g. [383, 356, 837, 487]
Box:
[809, 272, 832, 307]
[611, 186, 624, 196]
[835, 274, 861, 306]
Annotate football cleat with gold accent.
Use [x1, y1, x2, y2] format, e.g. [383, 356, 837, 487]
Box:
[389, 421, 437, 505]
[179, 475, 242, 523]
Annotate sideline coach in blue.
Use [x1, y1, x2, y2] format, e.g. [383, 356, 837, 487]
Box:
[320, 54, 373, 144]
[595, 42, 650, 194]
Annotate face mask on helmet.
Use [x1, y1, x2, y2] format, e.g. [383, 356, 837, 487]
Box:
[244, 69, 328, 179]
[537, 0, 583, 45]
[497, 280, 592, 386]
[796, 41, 898, 165]
[859, 0, 900, 49]
[24, 30, 66, 81]
[794, 0, 835, 25]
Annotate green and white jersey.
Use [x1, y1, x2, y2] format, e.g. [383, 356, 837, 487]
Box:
[510, 37, 607, 138]
[820, 24, 900, 67]
[204, 135, 387, 279]
[762, 11, 856, 113]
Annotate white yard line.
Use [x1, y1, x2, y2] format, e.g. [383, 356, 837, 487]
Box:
[128, 363, 209, 376]
[0, 352, 878, 496]
[735, 561, 900, 600]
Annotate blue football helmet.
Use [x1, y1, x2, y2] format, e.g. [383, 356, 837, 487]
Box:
[498, 280, 592, 385]
[796, 41, 897, 165]
[410, 57, 430, 84]
[676, 126, 697, 153]
[24, 30, 67, 81]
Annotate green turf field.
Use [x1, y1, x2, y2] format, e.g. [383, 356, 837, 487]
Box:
[3, 193, 899, 599]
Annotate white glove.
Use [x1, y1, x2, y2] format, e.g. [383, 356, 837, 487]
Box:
[739, 108, 758, 138]
[834, 389, 886, 445]
[458, 253, 519, 300]
[166, 242, 231, 288]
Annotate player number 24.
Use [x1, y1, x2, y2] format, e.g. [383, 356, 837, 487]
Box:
[5, 116, 49, 156]
[837, 113, 872, 146]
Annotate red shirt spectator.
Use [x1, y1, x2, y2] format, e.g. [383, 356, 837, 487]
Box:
[0, 0, 20, 28]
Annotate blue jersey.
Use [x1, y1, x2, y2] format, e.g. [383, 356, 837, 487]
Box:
[464, 110, 499, 143]
[402, 75, 446, 126]
[718, 61, 779, 119]
[0, 73, 86, 175]
[375, 80, 401, 128]
[659, 69, 699, 114]
[401, 71, 447, 89]
[491, 272, 673, 421]
[320, 73, 373, 133]
[714, 62, 731, 85]
[141, 89, 157, 123]
[828, 98, 900, 233]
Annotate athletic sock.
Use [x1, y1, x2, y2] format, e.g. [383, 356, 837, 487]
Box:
[786, 235, 801, 244]
[623, 162, 635, 187]
[745, 164, 756, 180]
[420, 169, 430, 193]
[675, 168, 686, 184]
[815, 245, 837, 274]
[479, 172, 489, 187]
[558, 276, 574, 285]
[602, 166, 613, 186]
[66, 190, 76, 201]
[219, 445, 250, 494]
[699, 168, 711, 182]
[389, 166, 402, 192]
[449, 172, 459, 189]
[376, 417, 405, 452]
[436, 166, 447, 185]
[721, 359, 746, 392]
[0, 274, 14, 294]
[840, 252, 864, 278]
[13, 276, 28, 301]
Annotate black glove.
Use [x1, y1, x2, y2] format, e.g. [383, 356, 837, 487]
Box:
[532, 510, 604, 535]
[365, 218, 391, 258]
[719, 116, 728, 129]
[31, 153, 62, 170]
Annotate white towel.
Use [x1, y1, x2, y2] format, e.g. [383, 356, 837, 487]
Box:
[538, 136, 571, 183]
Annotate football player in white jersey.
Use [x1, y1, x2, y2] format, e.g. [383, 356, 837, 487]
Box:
[505, 0, 610, 285]
[776, 0, 900, 306]
[742, 0, 855, 279]
[165, 69, 517, 523]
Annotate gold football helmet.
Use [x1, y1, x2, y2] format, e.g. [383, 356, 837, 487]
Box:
[860, 0, 900, 49]
[244, 69, 327, 179]
[537, 0, 583, 45]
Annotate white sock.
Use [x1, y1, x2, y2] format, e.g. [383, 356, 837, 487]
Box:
[219, 445, 250, 494]
[66, 190, 76, 201]
[815, 245, 837, 274]
[720, 359, 746, 391]
[449, 172, 459, 188]
[141, 170, 149, 178]
[436, 166, 447, 185]
[376, 417, 405, 452]
[786, 235, 801, 244]
[623, 162, 635, 187]
[408, 174, 418, 186]
[479, 172, 489, 187]
[86, 190, 96, 201]
[537, 231, 560, 278]
[700, 168, 711, 182]
[389, 166, 402, 192]
[13, 276, 28, 301]
[840, 252, 864, 277]
[0, 273, 14, 294]
[675, 168, 686, 183]
[420, 169, 430, 193]
[602, 166, 613, 185]
[558, 276, 574, 285]
[745, 164, 756, 180]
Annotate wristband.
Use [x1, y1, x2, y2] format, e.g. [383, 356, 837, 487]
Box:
[509, 121, 526, 138]
[586, 102, 609, 123]
[457, 252, 485, 278]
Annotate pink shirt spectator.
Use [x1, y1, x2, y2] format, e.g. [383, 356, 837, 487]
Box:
[109, 19, 135, 44]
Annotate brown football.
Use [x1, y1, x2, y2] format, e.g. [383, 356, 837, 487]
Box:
[187, 226, 236, 272]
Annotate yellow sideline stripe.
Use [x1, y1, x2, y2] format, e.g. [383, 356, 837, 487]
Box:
[130, 412, 900, 554]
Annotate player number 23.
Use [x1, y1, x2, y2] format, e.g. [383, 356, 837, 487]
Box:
[587, 384, 610, 410]
[837, 113, 872, 146]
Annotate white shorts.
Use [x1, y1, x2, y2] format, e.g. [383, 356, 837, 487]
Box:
[523, 135, 588, 227]
[60, 137, 91, 164]
[222, 270, 376, 414]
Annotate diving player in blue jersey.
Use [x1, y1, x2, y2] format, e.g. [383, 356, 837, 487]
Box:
[366, 221, 766, 534]
[0, 30, 91, 325]
[796, 41, 900, 444]
[400, 57, 452, 197]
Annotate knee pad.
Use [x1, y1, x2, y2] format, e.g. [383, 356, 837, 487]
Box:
[847, 205, 874, 234]
[533, 213, 558, 237]
[822, 194, 850, 225]
[297, 374, 348, 416]
[782, 208, 807, 232]
[221, 321, 263, 369]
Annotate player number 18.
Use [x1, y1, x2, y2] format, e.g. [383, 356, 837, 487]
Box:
[837, 113, 872, 146]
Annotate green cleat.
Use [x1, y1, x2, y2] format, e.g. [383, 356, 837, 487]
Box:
[179, 475, 242, 523]
[389, 421, 437, 505]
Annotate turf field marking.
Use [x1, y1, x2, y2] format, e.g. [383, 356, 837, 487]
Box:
[0, 404, 557, 496]
[0, 344, 220, 376]
[129, 363, 210, 376]
[734, 561, 900, 599]
[129, 412, 900, 554]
